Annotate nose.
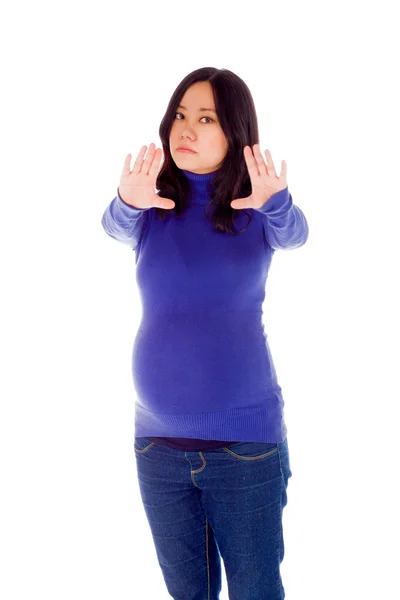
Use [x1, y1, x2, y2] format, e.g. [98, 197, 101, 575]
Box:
[178, 120, 197, 138]
[179, 128, 195, 139]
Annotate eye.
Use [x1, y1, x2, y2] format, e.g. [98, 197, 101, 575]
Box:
[175, 112, 214, 123]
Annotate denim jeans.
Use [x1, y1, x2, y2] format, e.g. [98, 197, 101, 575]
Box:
[134, 436, 292, 600]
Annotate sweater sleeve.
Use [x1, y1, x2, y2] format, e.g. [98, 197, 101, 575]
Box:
[255, 186, 309, 251]
[101, 188, 151, 250]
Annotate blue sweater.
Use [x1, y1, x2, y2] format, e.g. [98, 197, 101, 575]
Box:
[101, 168, 309, 450]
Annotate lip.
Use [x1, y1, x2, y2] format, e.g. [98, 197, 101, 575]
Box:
[176, 147, 197, 154]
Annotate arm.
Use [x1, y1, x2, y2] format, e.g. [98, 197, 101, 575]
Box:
[101, 188, 151, 250]
[256, 187, 309, 251]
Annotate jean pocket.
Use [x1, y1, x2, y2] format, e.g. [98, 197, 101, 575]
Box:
[134, 436, 156, 455]
[222, 441, 279, 461]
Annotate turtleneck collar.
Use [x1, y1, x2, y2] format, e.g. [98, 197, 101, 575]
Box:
[181, 169, 219, 206]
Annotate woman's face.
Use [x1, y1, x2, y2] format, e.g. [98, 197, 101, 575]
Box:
[169, 81, 228, 174]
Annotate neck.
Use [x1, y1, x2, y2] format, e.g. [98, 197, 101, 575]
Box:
[181, 169, 219, 206]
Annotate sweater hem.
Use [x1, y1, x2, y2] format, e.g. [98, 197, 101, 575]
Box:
[134, 402, 287, 444]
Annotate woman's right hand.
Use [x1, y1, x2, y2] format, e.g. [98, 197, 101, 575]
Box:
[118, 143, 176, 210]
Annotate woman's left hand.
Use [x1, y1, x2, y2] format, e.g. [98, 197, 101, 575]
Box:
[230, 144, 288, 210]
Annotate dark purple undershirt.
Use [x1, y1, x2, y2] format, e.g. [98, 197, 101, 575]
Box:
[147, 436, 239, 451]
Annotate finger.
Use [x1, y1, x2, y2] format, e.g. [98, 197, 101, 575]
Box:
[264, 149, 277, 176]
[252, 144, 268, 175]
[121, 153, 134, 176]
[133, 143, 157, 175]
[140, 143, 157, 175]
[148, 147, 163, 180]
[231, 195, 251, 210]
[244, 145, 260, 178]
[280, 159, 287, 180]
[130, 145, 148, 175]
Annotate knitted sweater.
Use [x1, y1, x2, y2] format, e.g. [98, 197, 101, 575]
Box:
[101, 167, 309, 451]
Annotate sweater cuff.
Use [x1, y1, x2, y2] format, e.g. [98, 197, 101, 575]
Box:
[255, 186, 290, 217]
[116, 188, 151, 214]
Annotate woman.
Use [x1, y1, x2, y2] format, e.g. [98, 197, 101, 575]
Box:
[101, 67, 309, 600]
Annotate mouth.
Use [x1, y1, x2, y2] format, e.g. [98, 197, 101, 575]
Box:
[176, 148, 197, 154]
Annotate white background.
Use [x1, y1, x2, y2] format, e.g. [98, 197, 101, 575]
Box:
[1, 0, 399, 598]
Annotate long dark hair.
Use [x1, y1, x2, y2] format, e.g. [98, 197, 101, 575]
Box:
[155, 67, 260, 235]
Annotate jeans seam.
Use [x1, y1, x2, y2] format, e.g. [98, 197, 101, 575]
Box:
[221, 446, 278, 461]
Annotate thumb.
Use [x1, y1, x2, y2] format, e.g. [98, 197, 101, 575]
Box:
[157, 195, 176, 210]
[230, 195, 251, 210]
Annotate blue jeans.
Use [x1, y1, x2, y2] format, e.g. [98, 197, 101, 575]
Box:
[134, 436, 292, 600]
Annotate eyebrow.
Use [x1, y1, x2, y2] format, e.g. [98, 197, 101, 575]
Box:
[177, 104, 216, 114]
